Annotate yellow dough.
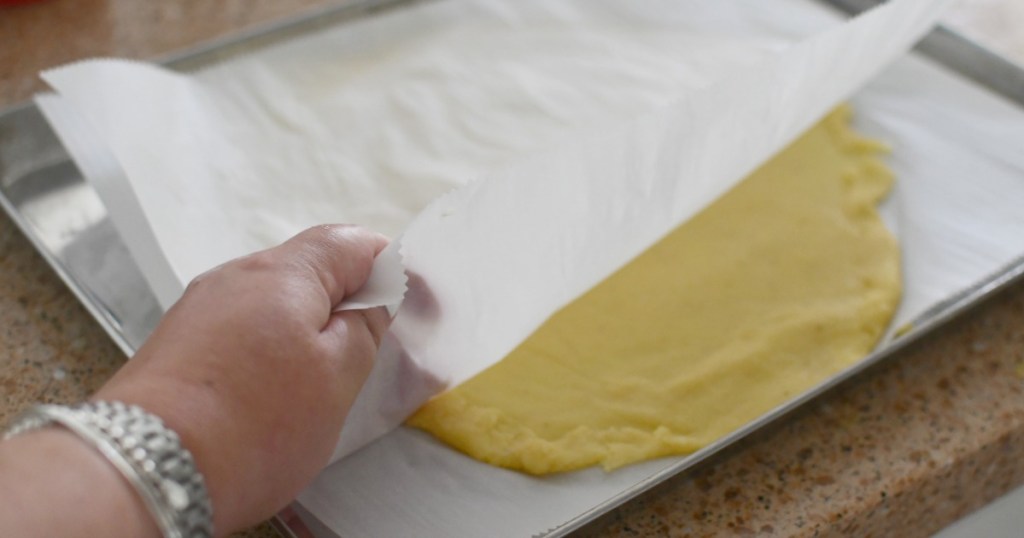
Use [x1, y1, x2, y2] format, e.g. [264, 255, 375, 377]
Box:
[407, 106, 901, 475]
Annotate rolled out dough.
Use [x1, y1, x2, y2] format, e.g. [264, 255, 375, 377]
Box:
[407, 106, 901, 475]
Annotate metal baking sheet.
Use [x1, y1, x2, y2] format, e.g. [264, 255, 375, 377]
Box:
[1, 0, 1023, 536]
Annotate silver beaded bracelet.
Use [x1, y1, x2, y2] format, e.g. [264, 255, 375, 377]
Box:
[3, 401, 214, 538]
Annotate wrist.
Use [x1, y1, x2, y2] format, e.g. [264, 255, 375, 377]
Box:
[0, 428, 161, 538]
[94, 372, 254, 533]
[4, 402, 215, 537]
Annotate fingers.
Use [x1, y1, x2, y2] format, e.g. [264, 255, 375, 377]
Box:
[278, 225, 389, 307]
[280, 229, 391, 441]
[320, 306, 392, 390]
[325, 305, 391, 349]
[280, 226, 392, 373]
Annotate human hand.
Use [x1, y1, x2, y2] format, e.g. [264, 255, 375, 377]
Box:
[94, 224, 390, 534]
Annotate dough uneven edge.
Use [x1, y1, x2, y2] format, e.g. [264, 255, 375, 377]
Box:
[407, 105, 902, 475]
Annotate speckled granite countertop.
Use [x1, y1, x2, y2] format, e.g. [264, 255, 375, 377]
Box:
[2, 1, 1023, 537]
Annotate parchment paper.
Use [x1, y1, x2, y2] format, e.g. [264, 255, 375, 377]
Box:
[34, 0, 1024, 536]
[298, 50, 1024, 538]
[34, 0, 804, 462]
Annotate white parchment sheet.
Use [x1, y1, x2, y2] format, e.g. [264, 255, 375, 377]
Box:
[298, 51, 1024, 538]
[32, 0, 1024, 535]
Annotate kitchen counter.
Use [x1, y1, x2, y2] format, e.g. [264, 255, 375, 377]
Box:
[2, 1, 1023, 537]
